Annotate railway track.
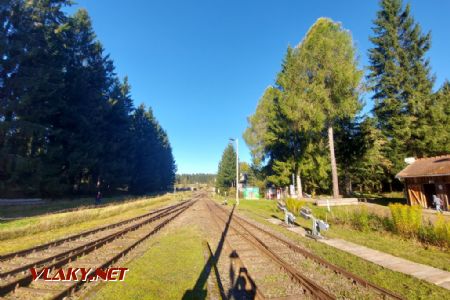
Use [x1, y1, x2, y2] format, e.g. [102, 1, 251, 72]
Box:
[207, 200, 404, 300]
[0, 198, 196, 299]
[205, 204, 265, 300]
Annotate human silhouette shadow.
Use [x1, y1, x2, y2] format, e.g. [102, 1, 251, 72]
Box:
[183, 205, 234, 300]
[183, 205, 258, 299]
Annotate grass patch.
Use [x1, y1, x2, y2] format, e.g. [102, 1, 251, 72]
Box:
[0, 195, 133, 218]
[215, 196, 449, 299]
[354, 191, 407, 206]
[87, 227, 206, 300]
[0, 192, 189, 254]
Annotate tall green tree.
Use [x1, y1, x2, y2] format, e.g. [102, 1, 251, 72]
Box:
[429, 81, 450, 154]
[296, 18, 362, 198]
[0, 0, 70, 196]
[216, 144, 237, 191]
[0, 2, 176, 197]
[244, 19, 362, 197]
[368, 0, 438, 176]
[129, 105, 175, 195]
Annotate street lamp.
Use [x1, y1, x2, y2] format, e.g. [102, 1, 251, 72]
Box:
[229, 138, 239, 205]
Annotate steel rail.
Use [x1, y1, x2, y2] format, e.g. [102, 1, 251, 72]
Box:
[207, 201, 334, 300]
[212, 201, 404, 300]
[205, 204, 265, 300]
[0, 200, 193, 297]
[49, 201, 195, 300]
[0, 200, 187, 262]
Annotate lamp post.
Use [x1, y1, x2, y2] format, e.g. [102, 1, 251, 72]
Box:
[229, 138, 239, 205]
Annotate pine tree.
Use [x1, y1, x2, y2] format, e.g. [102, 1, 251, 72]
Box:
[429, 81, 450, 154]
[0, 0, 70, 196]
[368, 0, 436, 175]
[216, 144, 237, 191]
[0, 2, 176, 197]
[100, 77, 134, 192]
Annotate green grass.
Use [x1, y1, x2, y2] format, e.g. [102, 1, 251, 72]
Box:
[353, 191, 407, 206]
[215, 196, 450, 300]
[292, 204, 450, 269]
[88, 227, 207, 300]
[0, 192, 189, 254]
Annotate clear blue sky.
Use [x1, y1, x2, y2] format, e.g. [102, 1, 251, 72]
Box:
[68, 0, 450, 174]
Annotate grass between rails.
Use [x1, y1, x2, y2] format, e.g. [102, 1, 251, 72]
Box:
[0, 192, 190, 254]
[215, 197, 449, 300]
[87, 227, 206, 300]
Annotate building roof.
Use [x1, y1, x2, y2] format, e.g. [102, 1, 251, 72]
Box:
[396, 155, 450, 178]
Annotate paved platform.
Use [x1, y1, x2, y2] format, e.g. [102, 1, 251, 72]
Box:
[315, 198, 358, 207]
[319, 238, 450, 290]
[0, 198, 44, 206]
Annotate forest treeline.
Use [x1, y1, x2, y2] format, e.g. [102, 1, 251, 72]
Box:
[176, 173, 216, 185]
[244, 0, 450, 196]
[0, 0, 176, 198]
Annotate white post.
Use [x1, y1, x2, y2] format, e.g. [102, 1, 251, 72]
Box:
[236, 138, 239, 205]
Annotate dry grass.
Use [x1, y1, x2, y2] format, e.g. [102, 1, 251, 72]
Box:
[0, 192, 189, 254]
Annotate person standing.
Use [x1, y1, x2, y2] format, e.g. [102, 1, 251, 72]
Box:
[433, 195, 442, 213]
[95, 191, 102, 205]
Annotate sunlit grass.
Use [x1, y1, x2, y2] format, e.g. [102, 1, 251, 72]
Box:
[88, 227, 206, 300]
[0, 192, 189, 254]
[214, 196, 449, 299]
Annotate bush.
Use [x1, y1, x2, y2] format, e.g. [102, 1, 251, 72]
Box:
[432, 214, 450, 247]
[389, 203, 422, 237]
[350, 206, 370, 231]
[285, 198, 306, 215]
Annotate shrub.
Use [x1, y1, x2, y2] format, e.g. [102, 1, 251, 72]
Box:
[389, 203, 422, 237]
[285, 198, 306, 215]
[433, 214, 450, 247]
[350, 206, 370, 231]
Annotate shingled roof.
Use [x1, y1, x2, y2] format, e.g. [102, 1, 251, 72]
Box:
[396, 155, 450, 178]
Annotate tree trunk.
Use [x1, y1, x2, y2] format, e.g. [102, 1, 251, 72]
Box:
[296, 172, 303, 199]
[328, 125, 339, 198]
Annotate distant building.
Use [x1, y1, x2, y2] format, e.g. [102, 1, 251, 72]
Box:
[396, 155, 450, 210]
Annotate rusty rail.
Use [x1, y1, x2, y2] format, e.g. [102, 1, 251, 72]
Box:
[212, 201, 404, 300]
[206, 201, 333, 299]
[50, 201, 195, 300]
[0, 200, 187, 262]
[0, 200, 194, 297]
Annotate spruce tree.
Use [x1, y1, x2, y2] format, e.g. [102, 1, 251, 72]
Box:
[368, 0, 435, 175]
[216, 144, 237, 191]
[0, 2, 176, 197]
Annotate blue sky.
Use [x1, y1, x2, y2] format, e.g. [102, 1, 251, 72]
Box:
[68, 0, 450, 174]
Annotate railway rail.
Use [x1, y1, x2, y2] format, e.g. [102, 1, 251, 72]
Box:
[0, 198, 196, 299]
[207, 200, 404, 300]
[205, 205, 265, 300]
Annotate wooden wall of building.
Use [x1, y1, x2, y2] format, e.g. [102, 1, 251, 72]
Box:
[404, 176, 450, 210]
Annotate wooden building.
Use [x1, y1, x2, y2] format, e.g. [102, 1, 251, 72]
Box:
[396, 155, 450, 210]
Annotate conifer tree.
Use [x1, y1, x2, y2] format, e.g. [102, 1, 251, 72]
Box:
[0, 2, 176, 197]
[216, 144, 237, 191]
[368, 0, 436, 174]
